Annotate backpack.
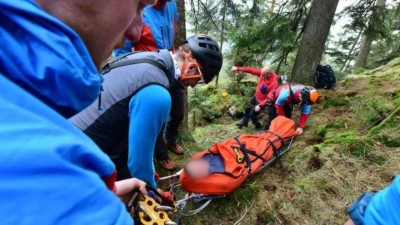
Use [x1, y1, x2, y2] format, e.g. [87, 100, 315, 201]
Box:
[314, 64, 336, 89]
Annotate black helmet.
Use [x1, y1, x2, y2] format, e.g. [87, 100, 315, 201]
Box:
[185, 34, 223, 84]
[301, 86, 319, 105]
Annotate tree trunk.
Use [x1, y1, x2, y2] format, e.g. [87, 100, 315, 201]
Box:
[354, 0, 386, 70]
[290, 0, 339, 84]
[271, 0, 276, 12]
[174, 0, 187, 47]
[353, 36, 371, 70]
[341, 29, 363, 72]
[215, 0, 227, 86]
[174, 0, 194, 141]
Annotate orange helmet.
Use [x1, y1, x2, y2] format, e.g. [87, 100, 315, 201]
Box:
[301, 86, 319, 104]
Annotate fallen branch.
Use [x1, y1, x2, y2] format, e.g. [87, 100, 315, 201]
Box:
[368, 106, 400, 136]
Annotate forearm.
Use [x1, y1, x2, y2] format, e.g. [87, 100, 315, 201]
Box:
[127, 85, 171, 188]
[235, 67, 261, 77]
[299, 114, 309, 128]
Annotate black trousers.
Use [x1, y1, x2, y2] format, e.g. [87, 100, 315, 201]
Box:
[154, 82, 185, 160]
[265, 103, 292, 130]
[241, 97, 261, 126]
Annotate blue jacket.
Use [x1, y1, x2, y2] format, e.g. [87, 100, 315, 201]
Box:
[114, 0, 178, 56]
[70, 50, 174, 187]
[363, 175, 400, 224]
[0, 0, 132, 224]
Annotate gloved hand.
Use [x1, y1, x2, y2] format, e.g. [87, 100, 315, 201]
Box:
[294, 127, 303, 136]
[151, 189, 174, 205]
[231, 66, 237, 72]
[255, 105, 261, 112]
[159, 191, 174, 205]
[154, 171, 160, 181]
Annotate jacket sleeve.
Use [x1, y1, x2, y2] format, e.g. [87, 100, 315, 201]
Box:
[363, 175, 400, 224]
[0, 76, 133, 224]
[128, 85, 171, 188]
[299, 104, 311, 128]
[235, 66, 262, 77]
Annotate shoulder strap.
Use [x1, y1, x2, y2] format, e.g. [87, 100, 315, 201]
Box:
[288, 83, 295, 112]
[101, 52, 170, 76]
[101, 52, 139, 71]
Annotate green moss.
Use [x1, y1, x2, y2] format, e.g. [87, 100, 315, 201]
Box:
[323, 96, 350, 109]
[351, 97, 394, 126]
[326, 120, 345, 129]
[347, 141, 372, 158]
[322, 132, 377, 160]
[324, 132, 359, 145]
[375, 134, 400, 147]
[369, 77, 383, 86]
[315, 125, 327, 138]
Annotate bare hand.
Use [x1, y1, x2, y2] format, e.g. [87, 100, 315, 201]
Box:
[115, 178, 147, 204]
[231, 66, 237, 72]
[344, 219, 355, 225]
[255, 105, 261, 112]
[295, 127, 303, 136]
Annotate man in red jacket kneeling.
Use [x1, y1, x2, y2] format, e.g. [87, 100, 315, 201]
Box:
[231, 65, 279, 129]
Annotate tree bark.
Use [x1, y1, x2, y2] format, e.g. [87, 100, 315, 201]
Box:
[215, 0, 227, 86]
[354, 0, 386, 70]
[341, 29, 363, 72]
[290, 0, 339, 84]
[174, 0, 187, 47]
[174, 0, 194, 141]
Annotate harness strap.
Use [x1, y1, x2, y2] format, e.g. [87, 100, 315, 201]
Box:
[102, 58, 169, 75]
[233, 136, 253, 178]
[102, 52, 139, 69]
[97, 51, 170, 110]
[288, 83, 295, 112]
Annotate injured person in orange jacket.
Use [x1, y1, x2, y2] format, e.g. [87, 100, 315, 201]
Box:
[180, 116, 296, 195]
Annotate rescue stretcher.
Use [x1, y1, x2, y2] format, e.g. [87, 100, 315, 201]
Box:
[131, 116, 296, 225]
[166, 116, 295, 224]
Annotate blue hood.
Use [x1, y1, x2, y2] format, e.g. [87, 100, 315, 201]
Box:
[0, 0, 102, 117]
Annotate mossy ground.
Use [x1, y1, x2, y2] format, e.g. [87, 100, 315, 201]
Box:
[156, 58, 400, 225]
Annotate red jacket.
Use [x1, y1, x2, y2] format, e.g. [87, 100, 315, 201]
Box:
[235, 67, 278, 104]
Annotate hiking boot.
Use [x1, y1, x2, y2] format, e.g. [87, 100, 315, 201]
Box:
[254, 123, 262, 130]
[236, 120, 248, 128]
[165, 140, 184, 155]
[159, 158, 176, 171]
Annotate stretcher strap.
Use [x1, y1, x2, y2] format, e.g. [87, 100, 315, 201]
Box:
[247, 149, 267, 164]
[233, 137, 253, 178]
[264, 130, 286, 147]
[261, 133, 286, 172]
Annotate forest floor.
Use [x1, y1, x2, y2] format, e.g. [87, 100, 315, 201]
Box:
[157, 58, 400, 225]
